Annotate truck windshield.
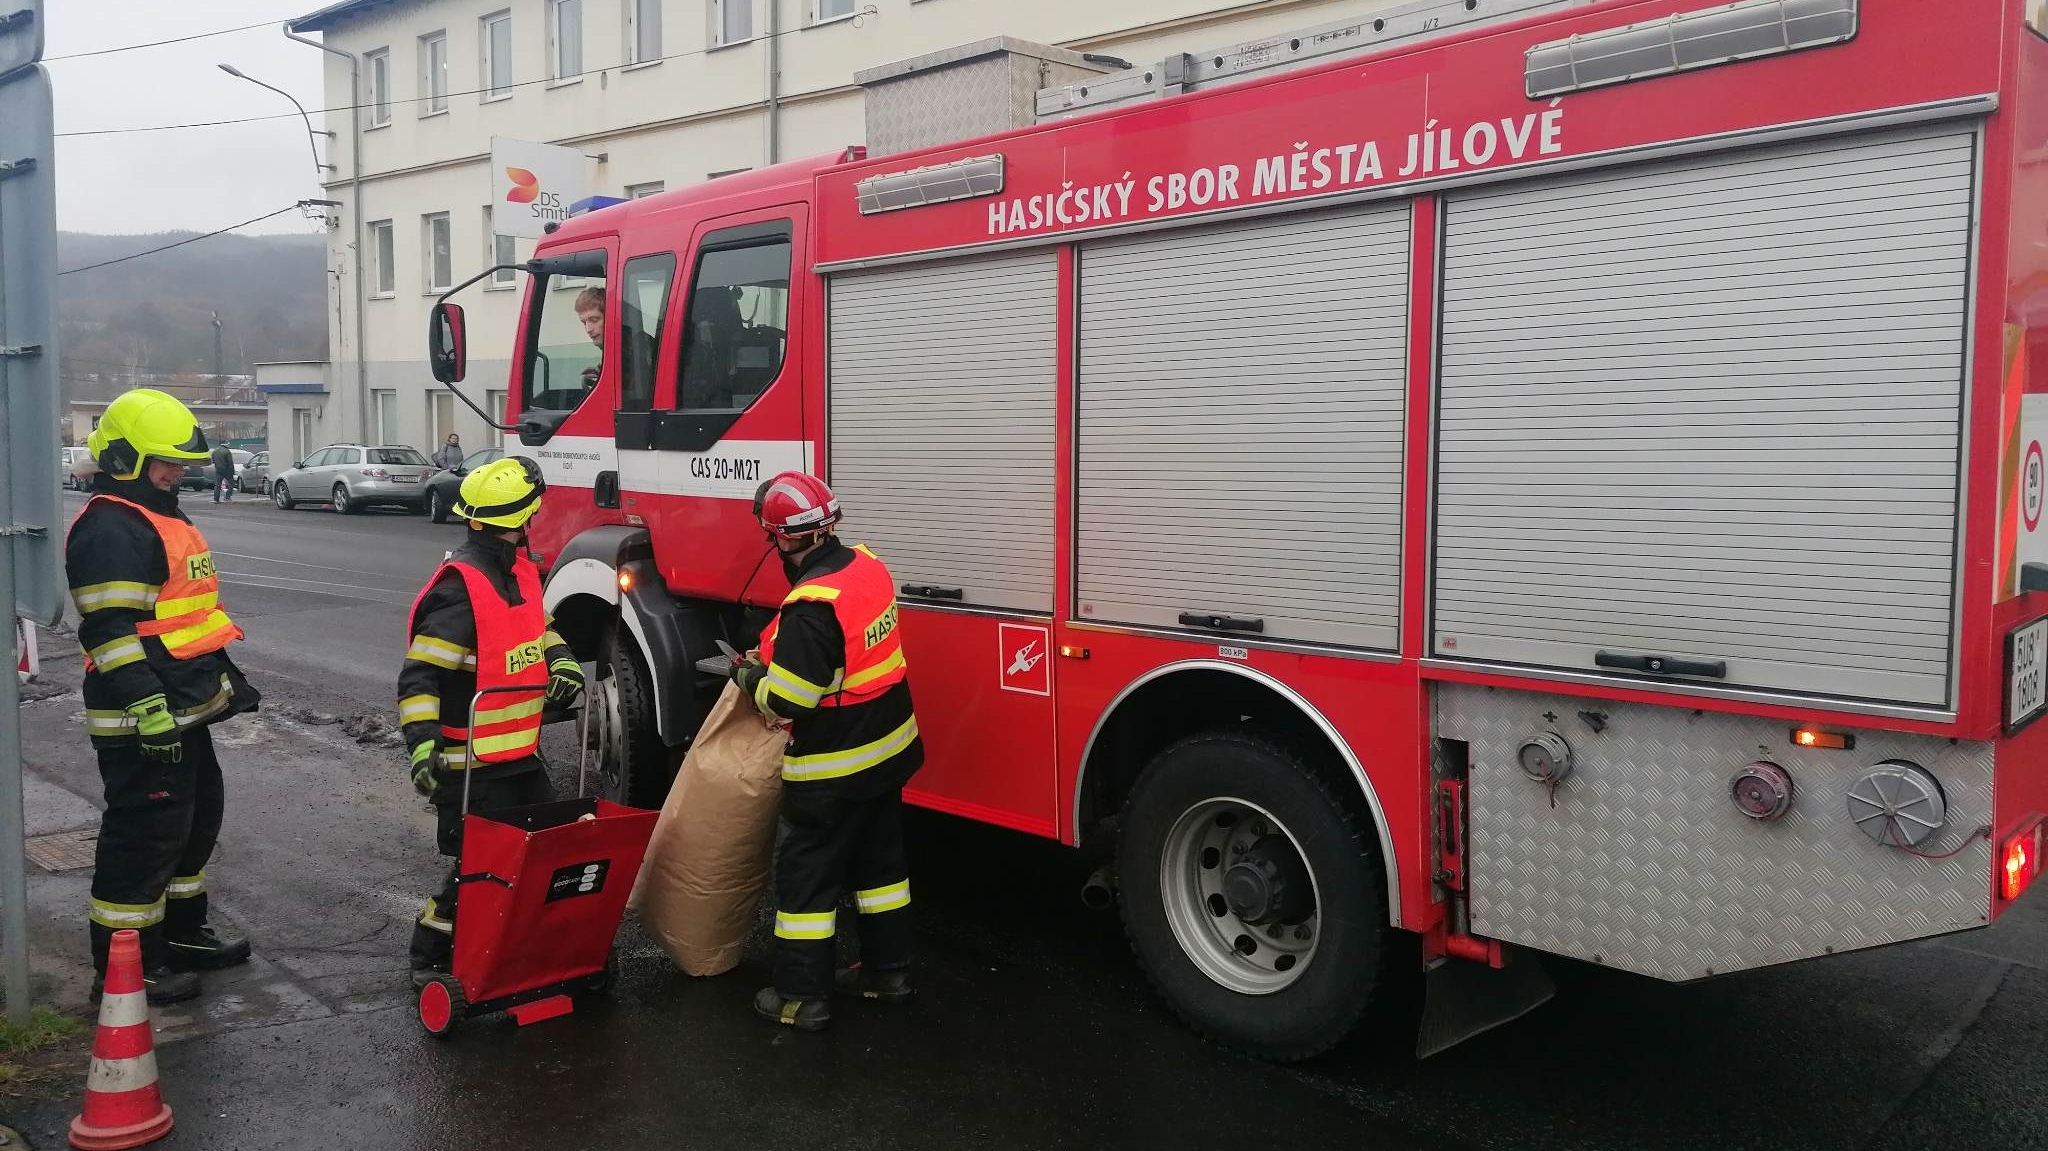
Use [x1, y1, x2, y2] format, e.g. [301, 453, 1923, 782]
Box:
[523, 267, 610, 414]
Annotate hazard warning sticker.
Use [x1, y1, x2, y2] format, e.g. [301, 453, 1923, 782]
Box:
[998, 623, 1051, 697]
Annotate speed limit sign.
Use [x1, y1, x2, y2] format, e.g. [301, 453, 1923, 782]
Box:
[2027, 440, 2044, 533]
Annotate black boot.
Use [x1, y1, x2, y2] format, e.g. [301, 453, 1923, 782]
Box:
[754, 987, 830, 1032]
[834, 964, 912, 1003]
[164, 925, 252, 971]
[93, 965, 203, 1006]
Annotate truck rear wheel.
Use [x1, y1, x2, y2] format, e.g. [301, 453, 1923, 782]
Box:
[599, 630, 675, 810]
[1116, 732, 1394, 1062]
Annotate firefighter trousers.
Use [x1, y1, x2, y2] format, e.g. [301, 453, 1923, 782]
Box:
[772, 783, 913, 1000]
[410, 766, 555, 971]
[89, 726, 225, 974]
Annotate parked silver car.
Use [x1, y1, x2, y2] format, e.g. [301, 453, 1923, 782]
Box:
[237, 450, 271, 494]
[271, 444, 434, 514]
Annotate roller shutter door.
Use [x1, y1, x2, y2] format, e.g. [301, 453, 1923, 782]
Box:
[1076, 205, 1411, 649]
[828, 250, 1058, 614]
[1433, 127, 1975, 707]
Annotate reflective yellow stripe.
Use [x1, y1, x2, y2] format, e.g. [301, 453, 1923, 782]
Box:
[855, 880, 910, 914]
[406, 635, 474, 671]
[475, 696, 545, 726]
[419, 898, 452, 933]
[782, 715, 920, 782]
[400, 694, 441, 724]
[773, 910, 836, 940]
[439, 743, 472, 770]
[72, 581, 158, 613]
[784, 583, 841, 604]
[89, 896, 165, 929]
[472, 727, 540, 758]
[840, 648, 906, 695]
[752, 673, 774, 715]
[165, 872, 206, 898]
[82, 676, 231, 736]
[154, 590, 218, 618]
[155, 608, 234, 652]
[87, 636, 147, 672]
[542, 630, 568, 651]
[764, 663, 829, 709]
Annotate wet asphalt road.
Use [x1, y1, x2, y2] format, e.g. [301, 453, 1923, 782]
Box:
[14, 489, 2048, 1150]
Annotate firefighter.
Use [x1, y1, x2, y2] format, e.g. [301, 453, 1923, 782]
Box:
[730, 471, 924, 1031]
[67, 389, 258, 1004]
[399, 456, 583, 981]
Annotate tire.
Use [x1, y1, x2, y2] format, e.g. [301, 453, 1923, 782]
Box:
[332, 483, 356, 514]
[1116, 732, 1395, 1062]
[417, 976, 466, 1038]
[273, 481, 296, 511]
[427, 488, 448, 523]
[601, 633, 674, 810]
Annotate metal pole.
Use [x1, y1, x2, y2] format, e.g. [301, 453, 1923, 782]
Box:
[0, 496, 30, 1026]
[763, 0, 781, 166]
[283, 26, 367, 445]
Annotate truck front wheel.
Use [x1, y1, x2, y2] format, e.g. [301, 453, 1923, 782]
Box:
[595, 629, 675, 810]
[1116, 732, 1396, 1062]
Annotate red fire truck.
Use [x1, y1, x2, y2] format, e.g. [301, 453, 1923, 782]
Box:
[427, 0, 2048, 1060]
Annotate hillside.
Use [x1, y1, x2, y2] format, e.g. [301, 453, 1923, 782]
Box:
[57, 230, 328, 402]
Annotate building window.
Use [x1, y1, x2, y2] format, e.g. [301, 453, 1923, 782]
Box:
[487, 390, 509, 425]
[372, 390, 400, 445]
[484, 208, 518, 288]
[419, 32, 448, 114]
[481, 12, 513, 100]
[366, 49, 391, 125]
[812, 0, 853, 23]
[370, 220, 395, 296]
[429, 391, 458, 445]
[293, 410, 315, 463]
[625, 180, 665, 199]
[549, 0, 583, 82]
[423, 213, 452, 292]
[625, 0, 662, 63]
[713, 0, 752, 45]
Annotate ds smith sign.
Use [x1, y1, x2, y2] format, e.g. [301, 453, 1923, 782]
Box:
[491, 137, 594, 238]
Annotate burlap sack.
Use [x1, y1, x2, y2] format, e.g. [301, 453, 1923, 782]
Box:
[628, 679, 786, 976]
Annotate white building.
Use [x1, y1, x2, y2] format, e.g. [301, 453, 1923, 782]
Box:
[282, 0, 1412, 458]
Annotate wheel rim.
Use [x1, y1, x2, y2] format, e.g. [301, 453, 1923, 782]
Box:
[587, 675, 626, 800]
[332, 486, 348, 512]
[1158, 797, 1320, 995]
[427, 490, 439, 519]
[274, 483, 289, 508]
[418, 980, 453, 1032]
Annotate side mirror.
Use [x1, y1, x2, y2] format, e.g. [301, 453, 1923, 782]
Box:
[429, 302, 468, 384]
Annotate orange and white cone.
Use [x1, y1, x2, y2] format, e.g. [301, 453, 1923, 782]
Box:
[69, 929, 174, 1150]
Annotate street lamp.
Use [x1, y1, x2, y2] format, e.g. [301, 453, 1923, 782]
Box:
[217, 63, 335, 178]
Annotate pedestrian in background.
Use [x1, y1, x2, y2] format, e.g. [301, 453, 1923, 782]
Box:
[432, 432, 464, 473]
[67, 389, 258, 1004]
[209, 443, 236, 503]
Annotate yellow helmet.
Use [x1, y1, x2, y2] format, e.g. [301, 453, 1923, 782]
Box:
[454, 456, 546, 529]
[87, 389, 210, 481]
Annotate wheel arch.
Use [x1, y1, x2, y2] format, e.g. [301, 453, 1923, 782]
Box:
[1072, 659, 1401, 926]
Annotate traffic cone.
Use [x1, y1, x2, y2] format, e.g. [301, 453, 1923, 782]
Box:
[69, 929, 174, 1150]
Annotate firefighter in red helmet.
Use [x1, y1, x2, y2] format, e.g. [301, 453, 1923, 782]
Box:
[730, 471, 923, 1031]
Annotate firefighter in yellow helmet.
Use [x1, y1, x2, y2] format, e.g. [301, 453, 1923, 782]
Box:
[398, 456, 583, 982]
[67, 389, 259, 1005]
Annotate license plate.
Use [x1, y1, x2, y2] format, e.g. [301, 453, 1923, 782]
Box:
[394, 475, 420, 483]
[2008, 619, 2048, 731]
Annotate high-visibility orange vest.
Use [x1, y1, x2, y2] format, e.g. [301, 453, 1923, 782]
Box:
[408, 556, 549, 765]
[75, 494, 243, 665]
[759, 545, 907, 707]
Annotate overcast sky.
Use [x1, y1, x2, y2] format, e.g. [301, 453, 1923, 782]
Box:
[49, 0, 332, 237]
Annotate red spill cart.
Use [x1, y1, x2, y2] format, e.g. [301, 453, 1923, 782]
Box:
[416, 686, 660, 1037]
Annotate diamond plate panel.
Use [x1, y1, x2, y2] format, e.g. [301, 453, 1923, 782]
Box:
[1438, 683, 1993, 981]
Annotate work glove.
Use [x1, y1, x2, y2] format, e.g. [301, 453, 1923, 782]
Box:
[409, 741, 438, 797]
[729, 655, 765, 698]
[128, 694, 181, 764]
[546, 661, 585, 709]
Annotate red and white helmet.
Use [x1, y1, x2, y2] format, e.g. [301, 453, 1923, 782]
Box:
[753, 471, 843, 539]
